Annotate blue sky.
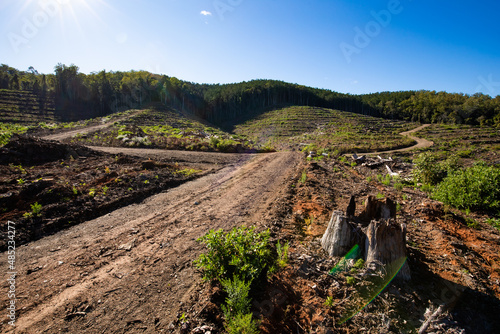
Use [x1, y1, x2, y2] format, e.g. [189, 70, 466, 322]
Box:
[1, 0, 499, 96]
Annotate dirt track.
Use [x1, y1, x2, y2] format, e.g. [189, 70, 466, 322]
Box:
[2, 150, 300, 333]
[364, 124, 434, 155]
[88, 146, 250, 170]
[40, 111, 142, 142]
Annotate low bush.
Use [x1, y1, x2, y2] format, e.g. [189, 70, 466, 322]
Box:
[221, 276, 252, 316]
[412, 152, 459, 186]
[224, 312, 260, 334]
[195, 227, 287, 334]
[432, 162, 500, 211]
[220, 276, 259, 333]
[194, 226, 275, 283]
[276, 240, 289, 269]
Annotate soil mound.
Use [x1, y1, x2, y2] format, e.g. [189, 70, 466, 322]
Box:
[0, 134, 100, 165]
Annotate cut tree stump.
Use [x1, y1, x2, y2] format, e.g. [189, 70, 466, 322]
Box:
[321, 211, 364, 257]
[321, 195, 411, 281]
[365, 219, 411, 281]
[359, 195, 396, 224]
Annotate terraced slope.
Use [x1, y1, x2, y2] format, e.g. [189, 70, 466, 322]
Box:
[415, 123, 500, 162]
[63, 105, 266, 153]
[0, 89, 56, 123]
[233, 106, 418, 153]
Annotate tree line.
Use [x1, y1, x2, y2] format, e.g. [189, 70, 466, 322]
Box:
[1, 63, 499, 126]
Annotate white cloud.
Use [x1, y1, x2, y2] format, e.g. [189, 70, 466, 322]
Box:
[200, 10, 212, 16]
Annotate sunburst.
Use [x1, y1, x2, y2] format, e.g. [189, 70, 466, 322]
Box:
[12, 0, 112, 38]
[55, 0, 108, 38]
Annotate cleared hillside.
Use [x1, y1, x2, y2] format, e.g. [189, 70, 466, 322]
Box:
[0, 89, 56, 123]
[63, 104, 268, 153]
[233, 106, 418, 153]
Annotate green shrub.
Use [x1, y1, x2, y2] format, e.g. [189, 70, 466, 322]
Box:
[24, 202, 42, 218]
[224, 312, 260, 334]
[413, 152, 459, 185]
[324, 296, 334, 308]
[394, 182, 404, 191]
[381, 174, 392, 186]
[221, 276, 252, 318]
[353, 259, 365, 269]
[486, 218, 500, 231]
[194, 226, 275, 283]
[376, 174, 384, 183]
[432, 162, 500, 211]
[276, 240, 289, 269]
[176, 168, 202, 177]
[220, 275, 260, 334]
[466, 218, 480, 229]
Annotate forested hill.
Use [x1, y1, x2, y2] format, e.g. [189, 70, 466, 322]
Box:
[1, 63, 499, 126]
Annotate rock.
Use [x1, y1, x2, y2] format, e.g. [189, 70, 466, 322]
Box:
[180, 321, 191, 333]
[118, 238, 136, 251]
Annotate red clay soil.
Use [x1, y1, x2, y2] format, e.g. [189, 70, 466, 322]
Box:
[263, 156, 500, 333]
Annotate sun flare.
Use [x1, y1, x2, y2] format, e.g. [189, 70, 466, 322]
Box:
[14, 0, 109, 37]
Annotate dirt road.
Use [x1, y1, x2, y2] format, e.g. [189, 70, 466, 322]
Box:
[398, 124, 434, 150]
[88, 146, 251, 170]
[365, 124, 434, 155]
[2, 150, 300, 333]
[41, 111, 141, 142]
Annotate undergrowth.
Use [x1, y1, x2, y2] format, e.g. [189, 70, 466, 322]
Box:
[195, 226, 289, 333]
[432, 162, 500, 212]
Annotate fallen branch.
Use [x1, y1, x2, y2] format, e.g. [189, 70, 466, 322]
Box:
[418, 305, 444, 334]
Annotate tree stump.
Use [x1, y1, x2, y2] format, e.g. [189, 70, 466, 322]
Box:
[359, 195, 396, 224]
[365, 219, 411, 281]
[321, 211, 358, 257]
[321, 195, 411, 281]
[346, 196, 356, 217]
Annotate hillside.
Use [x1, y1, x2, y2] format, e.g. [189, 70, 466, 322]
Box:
[231, 105, 417, 152]
[1, 63, 500, 333]
[0, 89, 56, 124]
[2, 64, 500, 127]
[58, 105, 270, 153]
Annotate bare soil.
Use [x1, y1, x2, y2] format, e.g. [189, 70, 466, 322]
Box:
[1, 123, 499, 334]
[0, 135, 301, 333]
[257, 156, 500, 333]
[0, 135, 223, 252]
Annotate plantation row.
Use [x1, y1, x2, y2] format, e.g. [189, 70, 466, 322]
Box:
[0, 89, 56, 123]
[233, 106, 416, 152]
